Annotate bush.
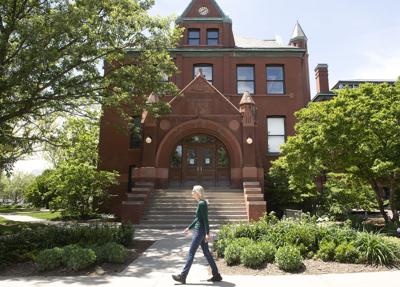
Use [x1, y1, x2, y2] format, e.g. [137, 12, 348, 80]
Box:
[275, 245, 303, 272]
[0, 223, 134, 266]
[62, 245, 96, 271]
[224, 238, 254, 265]
[224, 243, 242, 266]
[241, 243, 265, 269]
[334, 243, 360, 263]
[316, 240, 336, 262]
[258, 241, 276, 263]
[354, 232, 396, 266]
[94, 242, 128, 264]
[35, 247, 64, 272]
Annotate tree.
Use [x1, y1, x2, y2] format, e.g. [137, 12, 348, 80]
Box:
[24, 115, 119, 218]
[270, 81, 400, 223]
[0, 0, 181, 172]
[1, 172, 35, 204]
[47, 161, 117, 218]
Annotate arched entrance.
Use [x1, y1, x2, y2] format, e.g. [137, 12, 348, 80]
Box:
[169, 134, 230, 187]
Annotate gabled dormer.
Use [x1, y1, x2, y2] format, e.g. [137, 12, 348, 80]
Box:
[176, 0, 235, 48]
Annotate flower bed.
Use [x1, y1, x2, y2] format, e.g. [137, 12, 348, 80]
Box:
[214, 214, 400, 272]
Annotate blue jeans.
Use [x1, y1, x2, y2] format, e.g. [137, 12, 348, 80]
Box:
[181, 227, 219, 278]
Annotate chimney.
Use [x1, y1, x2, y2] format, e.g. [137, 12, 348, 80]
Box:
[315, 64, 330, 94]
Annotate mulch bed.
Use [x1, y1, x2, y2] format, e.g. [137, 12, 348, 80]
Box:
[214, 257, 397, 276]
[0, 240, 154, 277]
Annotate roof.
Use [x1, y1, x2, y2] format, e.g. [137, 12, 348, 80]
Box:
[291, 22, 307, 40]
[234, 35, 292, 48]
[332, 79, 396, 89]
[239, 91, 255, 105]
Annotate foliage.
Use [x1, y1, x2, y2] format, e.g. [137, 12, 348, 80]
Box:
[0, 172, 35, 204]
[257, 241, 276, 263]
[62, 245, 96, 271]
[223, 238, 254, 266]
[93, 242, 128, 264]
[24, 170, 56, 209]
[0, 0, 182, 171]
[316, 240, 336, 262]
[269, 81, 400, 223]
[46, 161, 118, 218]
[322, 173, 377, 219]
[35, 247, 64, 272]
[0, 221, 46, 236]
[334, 242, 360, 263]
[240, 243, 265, 269]
[275, 245, 303, 272]
[0, 222, 134, 266]
[353, 232, 397, 266]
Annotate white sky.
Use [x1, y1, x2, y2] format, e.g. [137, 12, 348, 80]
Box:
[14, 0, 400, 175]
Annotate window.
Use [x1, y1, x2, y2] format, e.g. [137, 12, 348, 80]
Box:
[207, 29, 219, 45]
[130, 116, 142, 149]
[237, 65, 255, 94]
[266, 65, 285, 94]
[267, 117, 286, 154]
[193, 64, 213, 83]
[188, 29, 200, 45]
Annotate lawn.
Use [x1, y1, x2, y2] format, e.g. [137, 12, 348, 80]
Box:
[0, 206, 39, 213]
[21, 211, 62, 221]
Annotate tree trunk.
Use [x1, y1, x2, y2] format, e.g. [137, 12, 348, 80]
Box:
[389, 177, 399, 222]
[370, 180, 390, 224]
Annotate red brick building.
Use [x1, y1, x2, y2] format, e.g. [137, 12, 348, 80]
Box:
[99, 0, 316, 223]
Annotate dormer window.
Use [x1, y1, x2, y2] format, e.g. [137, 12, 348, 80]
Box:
[207, 29, 219, 45]
[188, 29, 200, 45]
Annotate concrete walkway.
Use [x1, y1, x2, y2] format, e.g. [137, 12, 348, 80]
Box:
[1, 228, 400, 287]
[0, 214, 46, 222]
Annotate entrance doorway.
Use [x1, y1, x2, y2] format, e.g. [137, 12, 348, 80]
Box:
[169, 135, 230, 187]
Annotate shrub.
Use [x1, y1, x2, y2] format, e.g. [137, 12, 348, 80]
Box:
[94, 242, 128, 264]
[0, 223, 134, 266]
[35, 247, 64, 272]
[258, 241, 276, 263]
[334, 243, 360, 263]
[354, 232, 396, 266]
[224, 243, 242, 266]
[241, 243, 265, 269]
[275, 245, 303, 272]
[383, 237, 400, 264]
[62, 245, 96, 271]
[316, 240, 336, 262]
[224, 238, 253, 265]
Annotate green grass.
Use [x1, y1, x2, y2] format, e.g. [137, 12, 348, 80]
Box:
[0, 206, 39, 213]
[22, 211, 62, 221]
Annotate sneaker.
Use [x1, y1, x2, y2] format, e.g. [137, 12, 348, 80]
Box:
[207, 273, 223, 282]
[172, 274, 186, 284]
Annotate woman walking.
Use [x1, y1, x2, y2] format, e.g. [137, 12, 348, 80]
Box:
[172, 185, 222, 284]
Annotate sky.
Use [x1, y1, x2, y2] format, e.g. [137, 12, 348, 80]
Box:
[14, 0, 400, 175]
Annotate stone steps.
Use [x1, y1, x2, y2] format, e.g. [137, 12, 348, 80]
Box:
[138, 188, 248, 229]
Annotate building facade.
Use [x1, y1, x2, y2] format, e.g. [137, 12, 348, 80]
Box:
[99, 0, 313, 222]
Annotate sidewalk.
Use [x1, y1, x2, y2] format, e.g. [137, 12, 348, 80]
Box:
[1, 228, 399, 287]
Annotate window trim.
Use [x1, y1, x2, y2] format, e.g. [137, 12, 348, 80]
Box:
[266, 116, 286, 155]
[188, 28, 200, 45]
[206, 28, 219, 45]
[236, 64, 255, 95]
[266, 65, 286, 95]
[193, 63, 213, 84]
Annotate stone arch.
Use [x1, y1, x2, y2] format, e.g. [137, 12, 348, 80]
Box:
[156, 119, 242, 169]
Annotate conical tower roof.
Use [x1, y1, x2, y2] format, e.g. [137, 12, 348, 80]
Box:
[291, 21, 307, 41]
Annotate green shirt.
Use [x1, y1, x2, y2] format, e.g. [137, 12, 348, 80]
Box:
[188, 200, 210, 234]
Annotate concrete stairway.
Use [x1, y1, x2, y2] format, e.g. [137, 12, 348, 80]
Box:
[137, 188, 248, 229]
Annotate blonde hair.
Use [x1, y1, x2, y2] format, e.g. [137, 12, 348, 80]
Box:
[192, 185, 205, 200]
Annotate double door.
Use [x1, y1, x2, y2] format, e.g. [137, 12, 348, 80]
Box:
[183, 144, 216, 187]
